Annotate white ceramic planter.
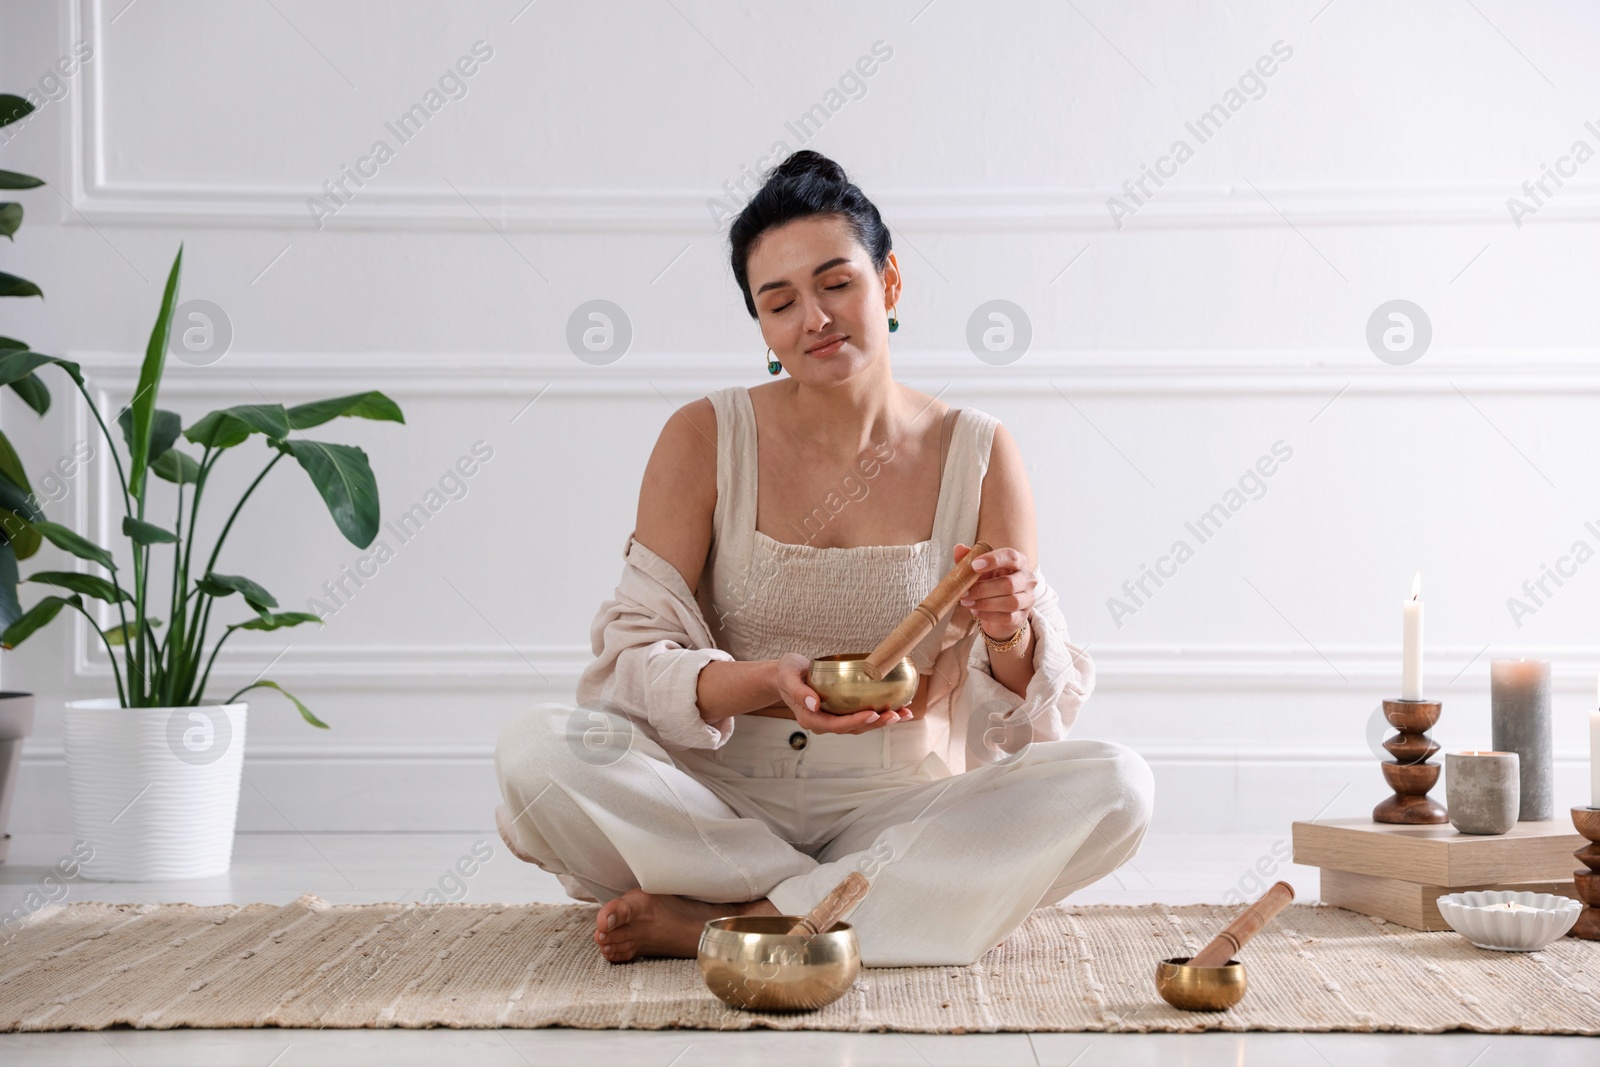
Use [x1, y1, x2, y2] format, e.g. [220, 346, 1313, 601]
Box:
[62, 698, 248, 881]
[0, 692, 36, 864]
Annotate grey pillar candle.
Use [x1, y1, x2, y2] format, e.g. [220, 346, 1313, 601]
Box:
[1489, 659, 1552, 821]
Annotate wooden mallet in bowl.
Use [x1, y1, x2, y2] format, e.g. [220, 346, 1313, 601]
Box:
[860, 540, 994, 681]
[1155, 880, 1296, 1012]
[804, 541, 995, 714]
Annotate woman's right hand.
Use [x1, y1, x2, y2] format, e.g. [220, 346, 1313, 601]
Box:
[770, 652, 912, 735]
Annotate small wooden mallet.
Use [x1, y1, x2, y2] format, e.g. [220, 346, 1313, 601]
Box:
[1188, 880, 1295, 967]
[787, 871, 872, 936]
[1155, 881, 1295, 1011]
[860, 541, 993, 681]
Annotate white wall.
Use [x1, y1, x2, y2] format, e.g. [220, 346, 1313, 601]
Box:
[3, 0, 1598, 834]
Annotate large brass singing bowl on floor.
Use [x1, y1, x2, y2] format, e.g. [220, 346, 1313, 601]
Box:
[698, 916, 861, 1011]
[807, 654, 918, 714]
[1155, 956, 1248, 1012]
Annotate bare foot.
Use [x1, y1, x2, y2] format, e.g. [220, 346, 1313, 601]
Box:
[594, 890, 779, 963]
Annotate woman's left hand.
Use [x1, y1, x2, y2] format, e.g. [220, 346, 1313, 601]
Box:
[953, 543, 1036, 643]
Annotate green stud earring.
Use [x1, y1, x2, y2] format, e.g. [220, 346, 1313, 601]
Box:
[766, 347, 782, 375]
[887, 306, 899, 333]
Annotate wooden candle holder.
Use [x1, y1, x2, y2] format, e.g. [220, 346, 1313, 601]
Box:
[1571, 806, 1600, 940]
[1373, 698, 1448, 825]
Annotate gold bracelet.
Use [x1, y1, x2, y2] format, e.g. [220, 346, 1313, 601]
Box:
[981, 619, 1029, 653]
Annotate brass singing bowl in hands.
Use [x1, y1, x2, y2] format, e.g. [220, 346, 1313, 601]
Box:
[801, 540, 993, 717]
[807, 653, 919, 714]
[1154, 957, 1248, 1011]
[698, 916, 861, 1011]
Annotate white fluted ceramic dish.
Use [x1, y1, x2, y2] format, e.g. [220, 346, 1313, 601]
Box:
[1435, 890, 1581, 951]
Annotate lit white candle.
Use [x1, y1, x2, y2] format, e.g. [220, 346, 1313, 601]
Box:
[1591, 671, 1600, 809]
[1401, 572, 1423, 700]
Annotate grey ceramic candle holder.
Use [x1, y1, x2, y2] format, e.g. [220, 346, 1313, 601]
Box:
[1445, 750, 1519, 835]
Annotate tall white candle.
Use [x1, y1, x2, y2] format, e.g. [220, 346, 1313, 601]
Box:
[1401, 572, 1423, 700]
[1591, 671, 1600, 809]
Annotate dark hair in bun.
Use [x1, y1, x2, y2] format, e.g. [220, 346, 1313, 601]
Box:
[728, 150, 892, 319]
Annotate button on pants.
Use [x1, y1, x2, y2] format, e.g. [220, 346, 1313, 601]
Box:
[494, 703, 1154, 966]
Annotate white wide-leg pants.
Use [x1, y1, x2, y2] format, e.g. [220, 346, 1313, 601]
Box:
[494, 703, 1154, 966]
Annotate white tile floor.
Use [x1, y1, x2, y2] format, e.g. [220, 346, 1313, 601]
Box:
[1, 831, 1592, 1065]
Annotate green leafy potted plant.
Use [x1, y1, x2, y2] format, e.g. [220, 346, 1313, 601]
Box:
[0, 240, 404, 879]
[0, 90, 47, 863]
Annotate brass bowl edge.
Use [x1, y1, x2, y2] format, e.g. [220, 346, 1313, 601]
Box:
[806, 654, 918, 714]
[697, 916, 862, 1012]
[1154, 957, 1248, 1012]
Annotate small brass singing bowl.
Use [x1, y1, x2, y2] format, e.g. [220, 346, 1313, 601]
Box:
[807, 654, 918, 714]
[1154, 957, 1248, 1012]
[698, 916, 861, 1012]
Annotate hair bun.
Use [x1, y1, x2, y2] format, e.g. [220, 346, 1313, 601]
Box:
[728, 149, 890, 321]
[770, 149, 848, 185]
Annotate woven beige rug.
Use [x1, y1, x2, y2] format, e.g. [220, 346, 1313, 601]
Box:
[2, 893, 1597, 1033]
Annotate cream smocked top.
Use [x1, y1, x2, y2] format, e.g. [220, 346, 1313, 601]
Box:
[695, 385, 999, 674]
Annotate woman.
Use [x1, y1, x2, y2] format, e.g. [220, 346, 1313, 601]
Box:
[494, 151, 1153, 968]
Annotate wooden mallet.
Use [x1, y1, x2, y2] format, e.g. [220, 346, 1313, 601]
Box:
[860, 540, 993, 681]
[1154, 880, 1296, 1011]
[787, 871, 872, 936]
[1188, 880, 1295, 967]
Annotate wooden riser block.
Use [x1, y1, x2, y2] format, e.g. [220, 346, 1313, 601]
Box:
[1293, 818, 1584, 886]
[1320, 868, 1580, 931]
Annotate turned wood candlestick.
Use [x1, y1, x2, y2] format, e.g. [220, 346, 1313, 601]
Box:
[1372, 698, 1448, 825]
[861, 540, 992, 681]
[1571, 806, 1600, 940]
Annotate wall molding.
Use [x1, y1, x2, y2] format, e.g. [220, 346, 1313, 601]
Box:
[66, 180, 1600, 235]
[67, 348, 1600, 397]
[13, 746, 1593, 834]
[57, 348, 1600, 690]
[14, 741, 1598, 763]
[64, 2, 1600, 234]
[63, 634, 1600, 696]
